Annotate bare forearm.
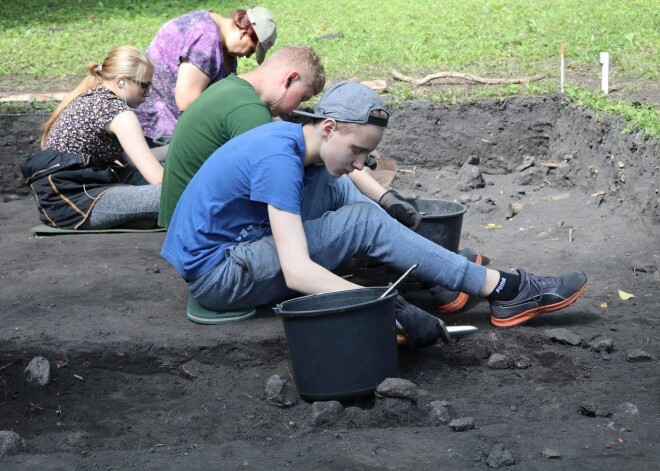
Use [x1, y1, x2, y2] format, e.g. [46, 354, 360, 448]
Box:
[282, 259, 362, 295]
[348, 170, 386, 202]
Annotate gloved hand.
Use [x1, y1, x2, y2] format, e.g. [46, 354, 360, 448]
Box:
[394, 295, 450, 349]
[378, 190, 422, 231]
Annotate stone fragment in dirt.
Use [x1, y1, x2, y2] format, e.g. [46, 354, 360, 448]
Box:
[311, 401, 343, 426]
[514, 355, 533, 369]
[473, 197, 498, 214]
[342, 406, 369, 429]
[428, 400, 452, 425]
[613, 402, 639, 420]
[458, 193, 482, 206]
[466, 155, 480, 165]
[506, 202, 523, 219]
[486, 442, 515, 468]
[514, 166, 548, 186]
[515, 156, 535, 173]
[544, 328, 582, 346]
[474, 345, 490, 359]
[579, 401, 612, 418]
[626, 348, 656, 362]
[542, 447, 561, 459]
[457, 162, 485, 191]
[378, 397, 415, 420]
[449, 417, 475, 431]
[376, 377, 419, 402]
[24, 356, 51, 386]
[487, 353, 512, 370]
[0, 431, 26, 459]
[588, 336, 614, 353]
[265, 374, 299, 407]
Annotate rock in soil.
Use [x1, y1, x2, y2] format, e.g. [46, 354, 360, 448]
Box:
[265, 374, 299, 407]
[542, 447, 561, 459]
[311, 401, 343, 426]
[626, 348, 656, 362]
[514, 355, 533, 369]
[342, 406, 369, 429]
[544, 328, 582, 346]
[579, 401, 612, 418]
[377, 397, 415, 421]
[449, 417, 475, 431]
[588, 336, 614, 353]
[0, 431, 26, 459]
[428, 400, 452, 425]
[376, 377, 419, 402]
[488, 353, 512, 369]
[24, 356, 50, 386]
[486, 442, 515, 468]
[613, 402, 640, 424]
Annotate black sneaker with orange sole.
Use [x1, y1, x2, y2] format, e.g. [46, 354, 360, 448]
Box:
[489, 269, 587, 327]
[429, 247, 483, 314]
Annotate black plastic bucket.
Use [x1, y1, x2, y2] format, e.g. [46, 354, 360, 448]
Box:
[273, 287, 399, 401]
[406, 198, 467, 253]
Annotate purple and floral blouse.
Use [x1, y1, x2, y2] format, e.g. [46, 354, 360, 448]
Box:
[135, 10, 237, 140]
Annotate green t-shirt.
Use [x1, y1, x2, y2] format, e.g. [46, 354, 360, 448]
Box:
[158, 74, 271, 228]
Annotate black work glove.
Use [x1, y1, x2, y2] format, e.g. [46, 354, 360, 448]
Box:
[378, 190, 422, 231]
[394, 295, 450, 349]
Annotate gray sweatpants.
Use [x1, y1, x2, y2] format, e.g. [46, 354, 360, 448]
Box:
[82, 184, 161, 229]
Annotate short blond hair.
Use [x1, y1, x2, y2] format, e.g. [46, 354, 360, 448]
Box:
[262, 45, 325, 95]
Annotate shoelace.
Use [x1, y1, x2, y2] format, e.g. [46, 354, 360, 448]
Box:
[526, 273, 558, 303]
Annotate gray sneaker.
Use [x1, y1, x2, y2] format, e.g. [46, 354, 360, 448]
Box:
[490, 269, 587, 327]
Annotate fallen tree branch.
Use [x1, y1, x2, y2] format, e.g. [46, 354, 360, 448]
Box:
[390, 69, 546, 86]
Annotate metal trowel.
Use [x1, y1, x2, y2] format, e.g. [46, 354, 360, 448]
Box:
[396, 324, 478, 346]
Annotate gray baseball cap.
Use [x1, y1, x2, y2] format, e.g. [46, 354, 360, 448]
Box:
[247, 6, 277, 64]
[293, 82, 389, 127]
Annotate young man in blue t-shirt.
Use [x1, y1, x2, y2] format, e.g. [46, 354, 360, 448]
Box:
[162, 82, 587, 347]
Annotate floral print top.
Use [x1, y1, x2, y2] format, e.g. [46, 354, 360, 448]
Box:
[44, 86, 129, 165]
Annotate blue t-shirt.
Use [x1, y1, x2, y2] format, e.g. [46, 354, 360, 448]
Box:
[161, 121, 306, 281]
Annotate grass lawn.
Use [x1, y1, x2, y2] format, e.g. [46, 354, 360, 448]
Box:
[1, 0, 658, 136]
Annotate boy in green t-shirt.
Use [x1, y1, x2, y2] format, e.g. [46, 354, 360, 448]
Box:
[159, 45, 420, 233]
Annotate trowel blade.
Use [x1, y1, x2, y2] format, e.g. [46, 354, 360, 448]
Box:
[446, 325, 478, 336]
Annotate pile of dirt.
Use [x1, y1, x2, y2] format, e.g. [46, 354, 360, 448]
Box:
[0, 96, 658, 469]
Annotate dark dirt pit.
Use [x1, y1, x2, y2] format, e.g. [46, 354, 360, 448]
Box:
[0, 95, 658, 469]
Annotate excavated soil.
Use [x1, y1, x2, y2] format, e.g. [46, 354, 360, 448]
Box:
[0, 95, 658, 469]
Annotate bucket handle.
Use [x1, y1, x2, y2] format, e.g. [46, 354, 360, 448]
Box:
[380, 263, 418, 299]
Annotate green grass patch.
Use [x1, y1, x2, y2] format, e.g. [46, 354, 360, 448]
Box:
[0, 100, 56, 114]
[565, 87, 660, 138]
[1, 0, 658, 134]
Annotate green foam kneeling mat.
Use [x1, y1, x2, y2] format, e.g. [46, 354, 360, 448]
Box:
[31, 224, 165, 235]
[186, 295, 256, 325]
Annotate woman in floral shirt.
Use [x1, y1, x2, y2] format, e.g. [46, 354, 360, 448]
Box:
[34, 45, 165, 229]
